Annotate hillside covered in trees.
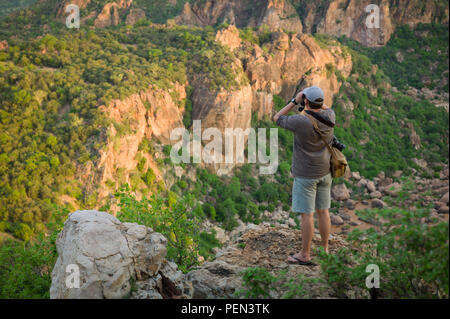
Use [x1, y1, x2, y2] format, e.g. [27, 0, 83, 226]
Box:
[0, 0, 448, 299]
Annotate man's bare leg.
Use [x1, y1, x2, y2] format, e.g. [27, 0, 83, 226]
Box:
[288, 213, 314, 262]
[316, 209, 330, 253]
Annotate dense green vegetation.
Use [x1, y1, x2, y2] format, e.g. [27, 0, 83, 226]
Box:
[333, 46, 449, 178]
[236, 266, 323, 299]
[0, 0, 38, 18]
[114, 185, 221, 272]
[237, 193, 449, 299]
[0, 206, 66, 299]
[169, 103, 297, 231]
[0, 0, 448, 300]
[132, 0, 193, 24]
[0, 21, 242, 240]
[318, 206, 449, 298]
[339, 23, 449, 93]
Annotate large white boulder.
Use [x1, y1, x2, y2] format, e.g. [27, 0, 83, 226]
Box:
[50, 210, 191, 299]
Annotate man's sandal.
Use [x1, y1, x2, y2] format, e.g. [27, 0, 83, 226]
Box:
[287, 255, 316, 266]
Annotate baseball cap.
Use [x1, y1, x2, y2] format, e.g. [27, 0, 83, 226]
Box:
[304, 86, 324, 106]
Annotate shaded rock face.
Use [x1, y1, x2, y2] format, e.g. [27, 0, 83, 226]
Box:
[93, 83, 186, 200]
[94, 1, 133, 28]
[125, 8, 146, 25]
[191, 75, 252, 136]
[50, 210, 192, 299]
[57, 0, 133, 28]
[175, 0, 302, 34]
[56, 0, 92, 17]
[296, 0, 448, 47]
[188, 224, 352, 299]
[195, 25, 351, 128]
[189, 25, 351, 175]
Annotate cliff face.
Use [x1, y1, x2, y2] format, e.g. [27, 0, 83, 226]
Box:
[175, 0, 303, 34]
[92, 83, 186, 201]
[177, 0, 448, 47]
[93, 1, 131, 28]
[86, 25, 352, 192]
[296, 0, 449, 47]
[56, 0, 448, 46]
[208, 25, 351, 119]
[245, 31, 352, 105]
[57, 0, 143, 27]
[56, 0, 91, 15]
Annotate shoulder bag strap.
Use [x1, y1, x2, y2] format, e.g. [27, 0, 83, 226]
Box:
[305, 113, 334, 154]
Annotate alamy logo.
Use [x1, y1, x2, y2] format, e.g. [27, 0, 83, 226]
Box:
[365, 264, 380, 288]
[65, 264, 80, 289]
[170, 120, 278, 175]
[65, 4, 80, 29]
[365, 4, 380, 29]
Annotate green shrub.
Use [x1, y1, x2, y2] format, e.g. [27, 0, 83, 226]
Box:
[317, 207, 449, 298]
[254, 183, 279, 203]
[203, 203, 216, 220]
[14, 223, 33, 242]
[115, 185, 202, 272]
[198, 230, 222, 261]
[216, 198, 239, 230]
[0, 207, 66, 299]
[141, 168, 156, 187]
[237, 267, 277, 299]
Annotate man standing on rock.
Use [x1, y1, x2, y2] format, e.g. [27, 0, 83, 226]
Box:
[272, 86, 335, 265]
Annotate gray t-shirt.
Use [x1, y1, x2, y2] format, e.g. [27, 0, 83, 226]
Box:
[276, 109, 335, 179]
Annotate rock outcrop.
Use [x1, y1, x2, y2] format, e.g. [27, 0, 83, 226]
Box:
[405, 85, 449, 112]
[56, 0, 448, 47]
[196, 24, 352, 123]
[125, 8, 146, 25]
[189, 25, 351, 175]
[188, 224, 353, 299]
[175, 0, 303, 34]
[191, 74, 252, 136]
[243, 31, 352, 107]
[0, 40, 8, 51]
[57, 0, 134, 28]
[296, 0, 449, 47]
[92, 83, 186, 200]
[94, 0, 133, 28]
[49, 167, 449, 299]
[50, 210, 192, 299]
[56, 0, 92, 17]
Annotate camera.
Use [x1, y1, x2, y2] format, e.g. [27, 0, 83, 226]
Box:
[332, 136, 346, 152]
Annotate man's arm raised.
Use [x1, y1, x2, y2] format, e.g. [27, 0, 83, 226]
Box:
[272, 91, 303, 123]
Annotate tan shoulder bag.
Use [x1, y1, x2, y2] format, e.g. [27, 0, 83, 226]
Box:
[305, 114, 348, 178]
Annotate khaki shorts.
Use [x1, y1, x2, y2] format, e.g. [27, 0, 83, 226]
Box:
[292, 173, 332, 214]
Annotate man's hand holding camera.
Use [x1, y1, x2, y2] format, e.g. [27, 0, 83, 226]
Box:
[272, 90, 329, 123]
[272, 92, 300, 122]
